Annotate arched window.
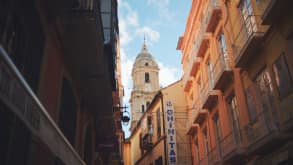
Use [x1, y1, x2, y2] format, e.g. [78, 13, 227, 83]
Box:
[145, 62, 149, 66]
[145, 72, 150, 83]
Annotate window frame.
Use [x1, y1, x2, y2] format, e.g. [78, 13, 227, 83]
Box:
[272, 53, 293, 98]
[145, 72, 150, 83]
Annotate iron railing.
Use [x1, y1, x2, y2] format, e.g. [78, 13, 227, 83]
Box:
[212, 53, 231, 88]
[208, 145, 221, 164]
[241, 109, 279, 148]
[200, 81, 209, 108]
[183, 0, 220, 86]
[186, 99, 200, 131]
[220, 131, 238, 157]
[0, 46, 86, 165]
[141, 133, 153, 151]
[206, 0, 221, 29]
[232, 14, 264, 63]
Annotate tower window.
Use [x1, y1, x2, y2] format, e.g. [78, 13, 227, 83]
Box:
[145, 72, 150, 83]
[145, 62, 149, 66]
[146, 101, 150, 108]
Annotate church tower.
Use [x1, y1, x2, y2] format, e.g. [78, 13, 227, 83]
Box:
[130, 40, 159, 131]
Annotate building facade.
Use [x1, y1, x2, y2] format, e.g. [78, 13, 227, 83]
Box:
[178, 0, 293, 164]
[130, 41, 160, 131]
[124, 81, 192, 165]
[0, 0, 123, 165]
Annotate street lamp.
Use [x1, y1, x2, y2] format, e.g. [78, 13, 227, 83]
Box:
[114, 105, 131, 126]
[121, 110, 130, 126]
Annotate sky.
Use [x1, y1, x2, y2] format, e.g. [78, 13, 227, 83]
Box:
[118, 0, 191, 138]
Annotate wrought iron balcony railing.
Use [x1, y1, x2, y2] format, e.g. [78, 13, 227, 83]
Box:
[206, 0, 221, 32]
[141, 133, 153, 151]
[212, 53, 232, 89]
[0, 46, 85, 165]
[232, 14, 266, 66]
[186, 99, 200, 134]
[219, 131, 241, 159]
[241, 109, 280, 152]
[208, 145, 222, 164]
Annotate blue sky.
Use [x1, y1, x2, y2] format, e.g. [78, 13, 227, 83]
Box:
[118, 0, 191, 137]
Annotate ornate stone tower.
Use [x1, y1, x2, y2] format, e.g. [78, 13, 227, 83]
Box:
[130, 40, 159, 131]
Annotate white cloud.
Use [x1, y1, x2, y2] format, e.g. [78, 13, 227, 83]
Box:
[120, 48, 134, 104]
[135, 26, 160, 44]
[158, 62, 181, 87]
[118, 0, 139, 46]
[119, 0, 161, 46]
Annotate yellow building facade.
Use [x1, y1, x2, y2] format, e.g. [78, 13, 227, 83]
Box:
[178, 0, 293, 164]
[123, 81, 192, 165]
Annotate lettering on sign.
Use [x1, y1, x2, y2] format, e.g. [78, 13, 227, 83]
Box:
[165, 100, 177, 164]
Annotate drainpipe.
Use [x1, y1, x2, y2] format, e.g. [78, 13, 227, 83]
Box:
[160, 92, 168, 165]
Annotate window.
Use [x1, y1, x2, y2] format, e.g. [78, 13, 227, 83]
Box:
[218, 32, 227, 55]
[254, 68, 275, 112]
[273, 53, 293, 97]
[156, 110, 161, 139]
[207, 59, 214, 87]
[227, 94, 241, 143]
[197, 77, 201, 98]
[155, 156, 163, 165]
[147, 116, 153, 135]
[239, 0, 257, 34]
[202, 128, 209, 155]
[145, 62, 149, 66]
[146, 101, 150, 108]
[245, 87, 257, 121]
[213, 112, 222, 141]
[145, 72, 150, 83]
[142, 105, 145, 112]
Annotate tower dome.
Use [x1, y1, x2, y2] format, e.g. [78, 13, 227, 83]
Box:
[132, 41, 159, 70]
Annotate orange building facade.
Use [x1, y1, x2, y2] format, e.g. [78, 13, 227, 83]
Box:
[0, 0, 124, 165]
[178, 0, 293, 164]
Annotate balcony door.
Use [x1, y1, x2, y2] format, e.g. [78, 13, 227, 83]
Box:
[239, 0, 257, 35]
[207, 59, 214, 89]
[227, 95, 241, 144]
[218, 33, 229, 68]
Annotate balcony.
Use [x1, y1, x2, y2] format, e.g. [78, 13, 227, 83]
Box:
[257, 0, 290, 25]
[232, 15, 266, 67]
[212, 54, 233, 90]
[190, 57, 202, 77]
[141, 133, 153, 151]
[208, 145, 222, 164]
[194, 109, 208, 125]
[206, 0, 222, 32]
[0, 47, 85, 165]
[183, 55, 201, 89]
[242, 109, 281, 154]
[186, 100, 200, 135]
[201, 81, 218, 109]
[220, 131, 244, 162]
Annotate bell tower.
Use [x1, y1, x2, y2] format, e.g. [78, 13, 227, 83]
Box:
[130, 40, 159, 131]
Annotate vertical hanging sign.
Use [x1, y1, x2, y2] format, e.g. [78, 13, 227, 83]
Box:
[165, 100, 177, 164]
